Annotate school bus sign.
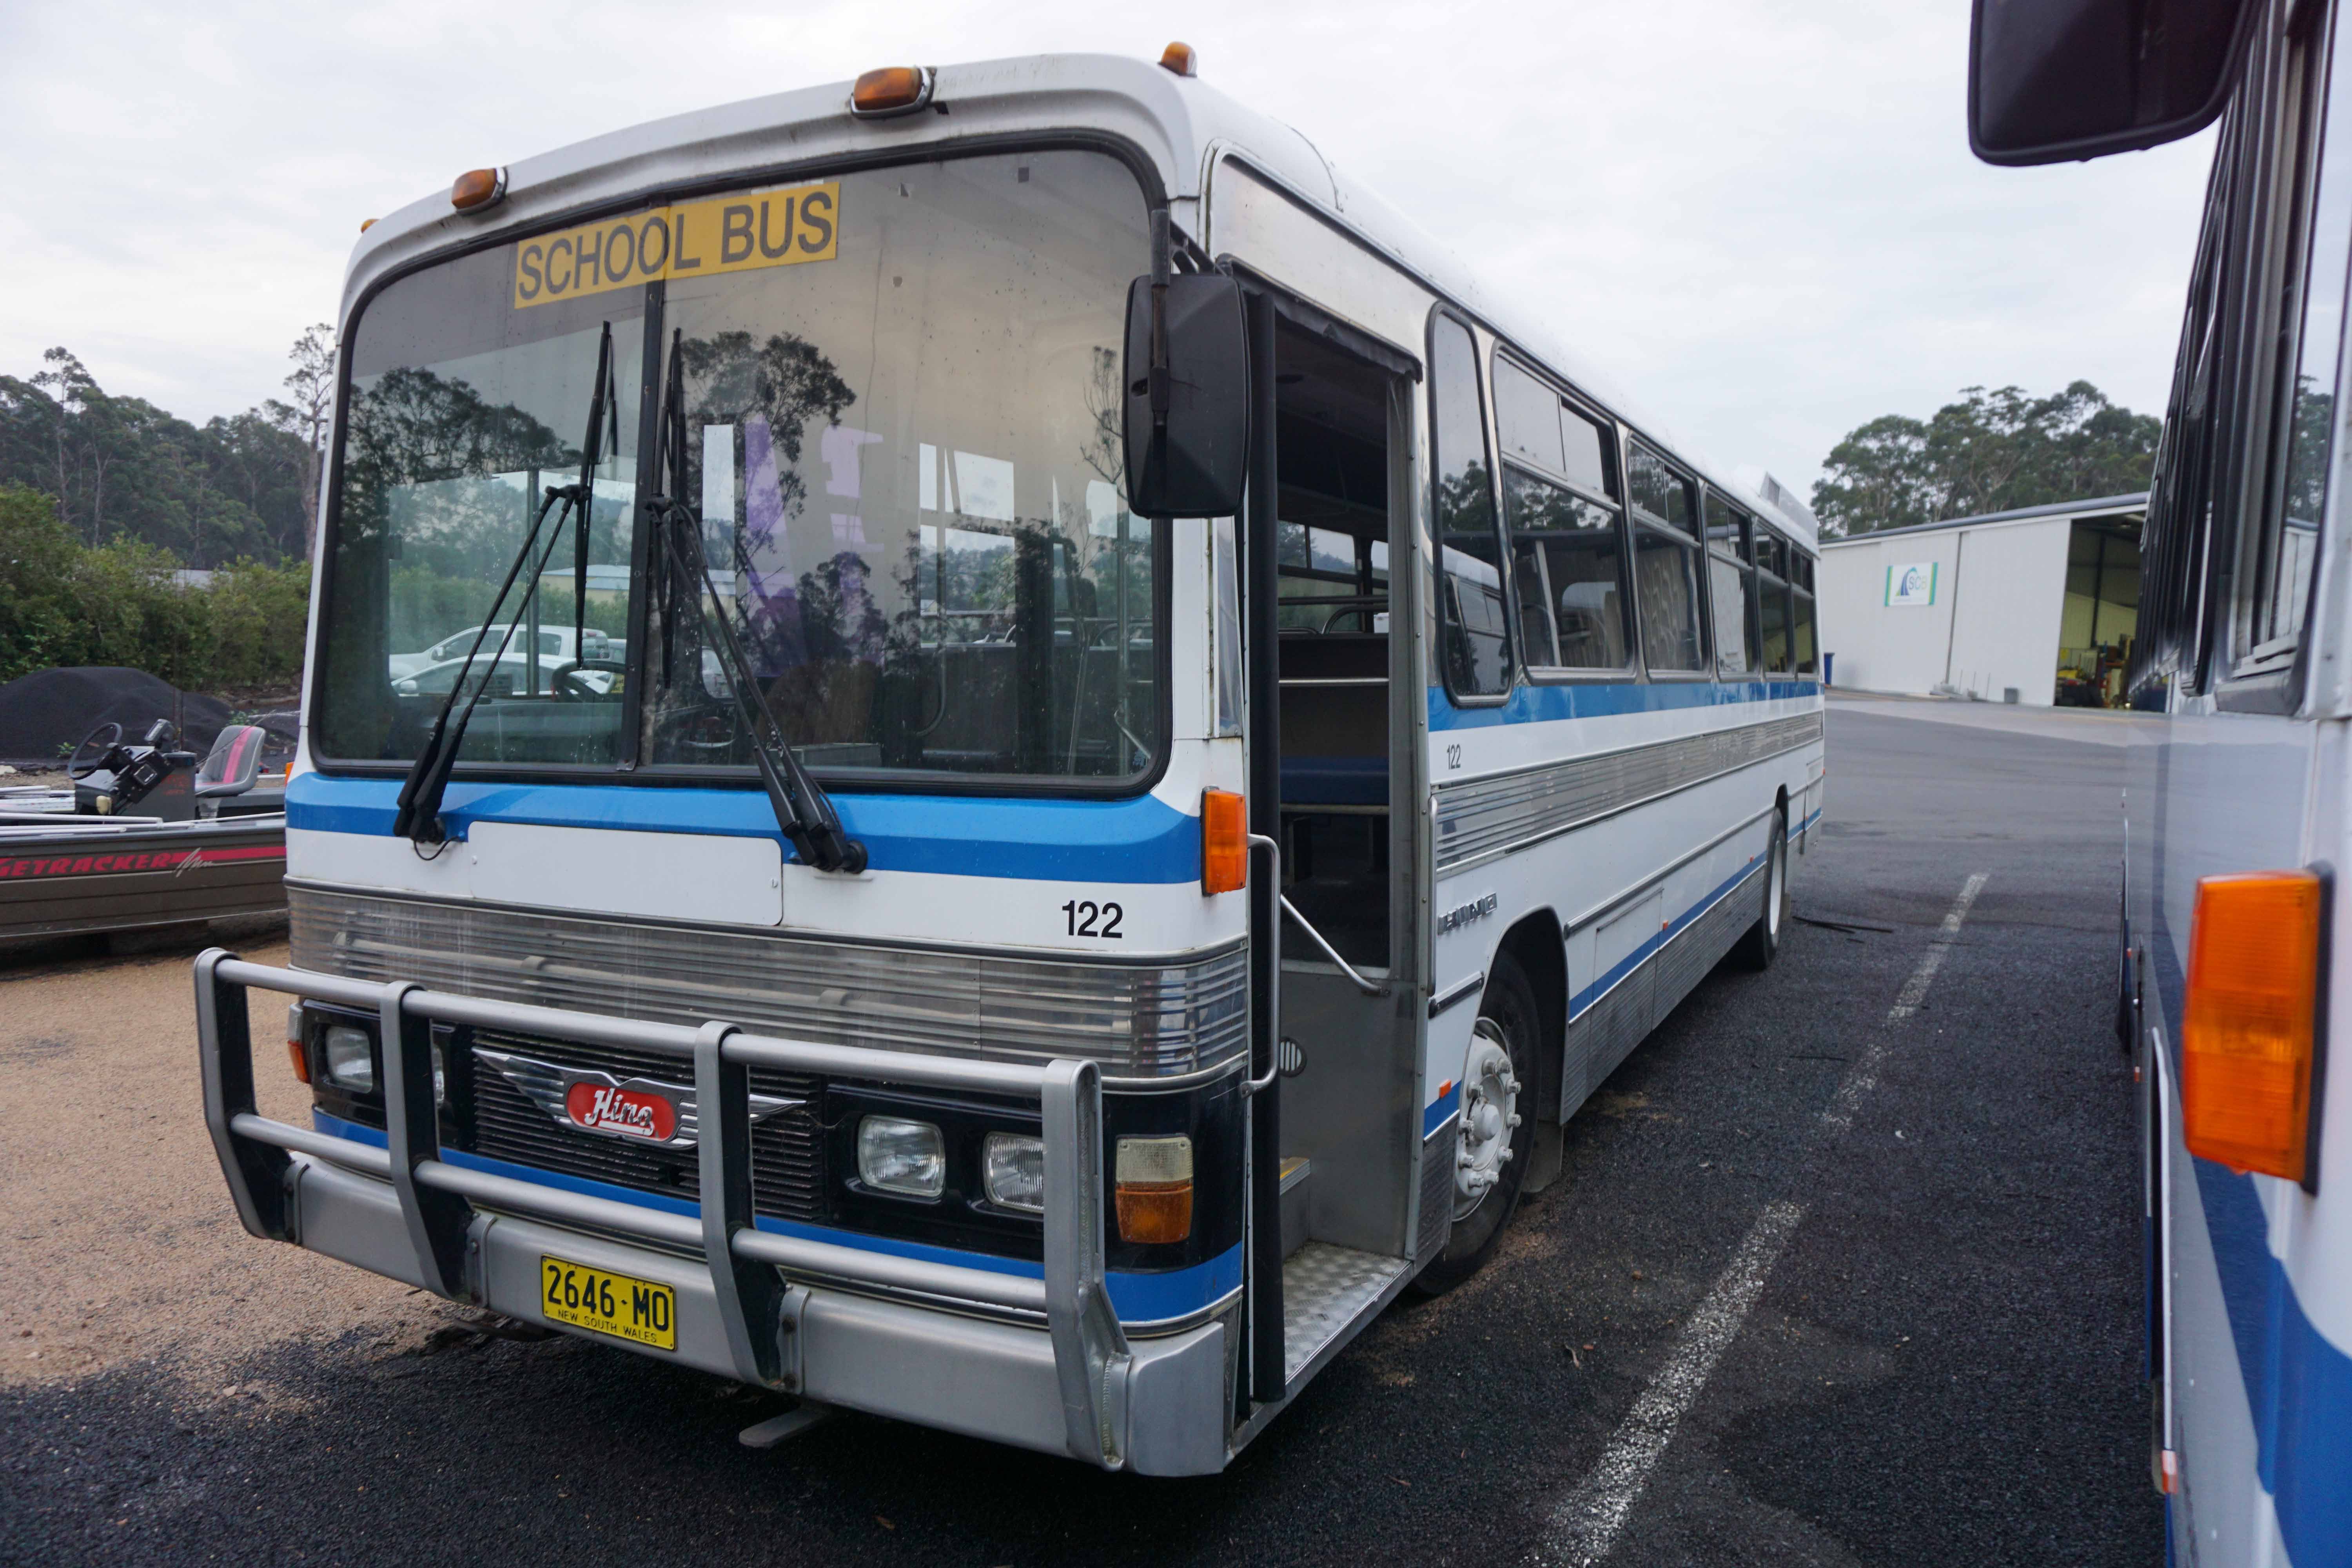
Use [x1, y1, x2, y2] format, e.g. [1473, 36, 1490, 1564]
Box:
[512, 181, 838, 308]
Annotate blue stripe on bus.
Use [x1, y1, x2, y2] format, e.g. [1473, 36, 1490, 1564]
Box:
[1422, 1082, 1460, 1137]
[1569, 857, 1759, 1018]
[287, 771, 1202, 882]
[309, 1111, 1238, 1322]
[1429, 679, 1823, 731]
[2191, 1158, 2352, 1563]
[2148, 890, 2352, 1564]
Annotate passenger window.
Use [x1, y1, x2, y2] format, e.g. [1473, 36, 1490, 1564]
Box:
[2251, 11, 2352, 659]
[1792, 554, 1818, 677]
[1705, 493, 1755, 676]
[1756, 529, 1793, 674]
[1434, 317, 1513, 696]
[1626, 441, 1706, 671]
[1494, 357, 1566, 476]
[1506, 468, 1631, 670]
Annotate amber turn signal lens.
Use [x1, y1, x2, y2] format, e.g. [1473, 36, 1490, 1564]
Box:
[851, 66, 931, 116]
[1202, 788, 1246, 895]
[1159, 42, 1198, 77]
[449, 167, 506, 212]
[2181, 869, 2323, 1183]
[1116, 1135, 1194, 1244]
[287, 1036, 310, 1085]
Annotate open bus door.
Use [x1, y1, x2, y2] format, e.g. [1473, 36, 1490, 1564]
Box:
[1236, 286, 1432, 1416]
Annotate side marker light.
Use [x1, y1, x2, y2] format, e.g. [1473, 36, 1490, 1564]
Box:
[851, 66, 934, 117]
[2181, 869, 2325, 1186]
[450, 167, 507, 213]
[1201, 788, 1246, 895]
[286, 1003, 310, 1085]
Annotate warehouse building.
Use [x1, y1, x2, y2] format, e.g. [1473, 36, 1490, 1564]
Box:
[1817, 492, 2145, 707]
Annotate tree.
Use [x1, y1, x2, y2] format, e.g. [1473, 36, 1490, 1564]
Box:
[1811, 381, 2160, 537]
[263, 323, 335, 559]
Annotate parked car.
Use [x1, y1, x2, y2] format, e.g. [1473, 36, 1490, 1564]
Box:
[389, 625, 615, 681]
[392, 653, 615, 700]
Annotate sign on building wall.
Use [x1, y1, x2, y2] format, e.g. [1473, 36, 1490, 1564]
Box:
[1885, 562, 1938, 607]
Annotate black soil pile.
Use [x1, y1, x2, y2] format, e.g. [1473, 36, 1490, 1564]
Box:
[0, 668, 234, 766]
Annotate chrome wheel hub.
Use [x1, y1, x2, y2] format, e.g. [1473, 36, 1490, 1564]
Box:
[1453, 1018, 1521, 1217]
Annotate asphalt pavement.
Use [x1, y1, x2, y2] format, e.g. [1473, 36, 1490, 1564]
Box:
[0, 699, 2158, 1566]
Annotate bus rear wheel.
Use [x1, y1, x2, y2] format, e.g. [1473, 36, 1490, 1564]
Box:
[1411, 950, 1538, 1296]
[1731, 806, 1788, 971]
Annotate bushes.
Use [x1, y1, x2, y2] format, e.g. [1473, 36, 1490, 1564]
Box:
[0, 484, 310, 689]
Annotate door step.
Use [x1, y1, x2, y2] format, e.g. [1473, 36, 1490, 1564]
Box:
[1283, 1241, 1406, 1381]
[1278, 1156, 1312, 1259]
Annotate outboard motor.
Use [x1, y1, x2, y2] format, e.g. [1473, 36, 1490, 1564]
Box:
[68, 719, 198, 822]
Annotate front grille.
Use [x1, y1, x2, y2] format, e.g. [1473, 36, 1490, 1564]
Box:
[463, 1029, 824, 1223]
[289, 884, 1247, 1078]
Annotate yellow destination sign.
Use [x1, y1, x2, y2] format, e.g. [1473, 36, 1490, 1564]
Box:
[513, 181, 839, 309]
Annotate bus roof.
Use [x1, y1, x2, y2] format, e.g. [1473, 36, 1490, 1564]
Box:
[346, 52, 1813, 554]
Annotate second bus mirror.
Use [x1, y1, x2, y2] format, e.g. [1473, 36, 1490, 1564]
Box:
[1968, 0, 2254, 165]
[1123, 272, 1249, 518]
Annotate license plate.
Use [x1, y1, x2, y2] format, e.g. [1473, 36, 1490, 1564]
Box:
[539, 1255, 676, 1351]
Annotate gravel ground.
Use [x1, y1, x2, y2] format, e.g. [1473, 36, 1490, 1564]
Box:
[0, 703, 2158, 1566]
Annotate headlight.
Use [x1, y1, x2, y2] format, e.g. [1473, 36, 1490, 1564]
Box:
[857, 1115, 944, 1199]
[320, 1024, 375, 1093]
[982, 1132, 1046, 1212]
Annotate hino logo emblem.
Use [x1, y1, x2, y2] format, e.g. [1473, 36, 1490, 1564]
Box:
[475, 1047, 801, 1150]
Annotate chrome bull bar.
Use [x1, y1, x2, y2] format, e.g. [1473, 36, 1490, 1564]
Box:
[192, 949, 1135, 1469]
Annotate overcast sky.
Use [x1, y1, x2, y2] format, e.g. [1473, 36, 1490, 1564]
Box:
[0, 0, 2215, 499]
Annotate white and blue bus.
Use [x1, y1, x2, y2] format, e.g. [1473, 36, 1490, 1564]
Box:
[195, 48, 1824, 1473]
[1973, 0, 2352, 1559]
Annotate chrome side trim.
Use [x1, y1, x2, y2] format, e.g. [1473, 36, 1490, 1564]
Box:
[288, 882, 1247, 1079]
[1433, 711, 1822, 874]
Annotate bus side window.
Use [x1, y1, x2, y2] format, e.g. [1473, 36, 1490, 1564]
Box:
[1626, 441, 1709, 673]
[2248, 5, 2352, 664]
[1706, 492, 1756, 677]
[1494, 367, 1631, 673]
[1757, 530, 1793, 675]
[1432, 316, 1514, 697]
[1792, 552, 1819, 677]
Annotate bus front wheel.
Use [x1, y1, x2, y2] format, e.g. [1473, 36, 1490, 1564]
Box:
[1411, 950, 1539, 1296]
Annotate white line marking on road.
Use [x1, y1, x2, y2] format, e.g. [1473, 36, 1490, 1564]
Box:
[1533, 871, 1990, 1566]
[1821, 871, 1987, 1134]
[1538, 1200, 1804, 1566]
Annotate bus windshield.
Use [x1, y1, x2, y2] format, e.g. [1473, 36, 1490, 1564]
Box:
[314, 148, 1162, 788]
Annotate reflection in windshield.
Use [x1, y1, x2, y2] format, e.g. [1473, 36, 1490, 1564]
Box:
[644, 149, 1157, 784]
[316, 279, 642, 765]
[315, 147, 1156, 787]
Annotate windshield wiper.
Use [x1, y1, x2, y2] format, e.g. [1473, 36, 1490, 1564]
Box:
[392, 323, 617, 848]
[644, 330, 867, 875]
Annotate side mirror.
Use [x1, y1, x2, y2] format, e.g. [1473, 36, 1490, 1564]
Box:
[1123, 272, 1249, 518]
[1969, 0, 2257, 166]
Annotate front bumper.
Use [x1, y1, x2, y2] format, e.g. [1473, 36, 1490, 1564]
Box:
[196, 952, 1230, 1475]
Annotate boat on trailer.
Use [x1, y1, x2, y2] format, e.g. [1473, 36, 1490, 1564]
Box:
[1, 720, 288, 944]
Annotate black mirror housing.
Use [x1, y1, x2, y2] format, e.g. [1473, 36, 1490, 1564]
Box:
[1123, 272, 1249, 518]
[1969, 0, 2257, 166]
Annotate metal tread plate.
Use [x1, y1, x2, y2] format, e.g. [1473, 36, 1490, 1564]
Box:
[1283, 1241, 1406, 1380]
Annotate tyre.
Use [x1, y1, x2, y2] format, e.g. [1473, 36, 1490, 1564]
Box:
[1730, 805, 1788, 971]
[1410, 949, 1539, 1296]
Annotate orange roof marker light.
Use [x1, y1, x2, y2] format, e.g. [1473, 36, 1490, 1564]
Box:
[1201, 788, 1246, 895]
[2181, 868, 2328, 1187]
[851, 66, 935, 118]
[449, 167, 507, 214]
[359, 218, 378, 233]
[1160, 42, 1198, 78]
